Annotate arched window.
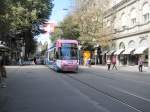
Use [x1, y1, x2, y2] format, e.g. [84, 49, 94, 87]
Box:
[121, 13, 127, 27]
[111, 43, 116, 50]
[130, 8, 137, 25]
[119, 42, 125, 49]
[139, 39, 148, 47]
[142, 3, 150, 23]
[128, 40, 135, 48]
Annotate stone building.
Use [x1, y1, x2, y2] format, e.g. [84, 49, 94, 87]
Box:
[103, 0, 150, 67]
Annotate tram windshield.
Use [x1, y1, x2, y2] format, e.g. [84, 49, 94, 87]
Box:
[60, 44, 78, 60]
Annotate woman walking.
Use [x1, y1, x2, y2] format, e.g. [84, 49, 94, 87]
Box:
[106, 57, 111, 71]
[111, 56, 117, 70]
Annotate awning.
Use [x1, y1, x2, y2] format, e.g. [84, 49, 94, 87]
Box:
[0, 44, 6, 48]
[134, 47, 148, 54]
[0, 45, 10, 52]
[101, 50, 108, 55]
[122, 48, 135, 54]
[114, 49, 125, 55]
[107, 50, 116, 55]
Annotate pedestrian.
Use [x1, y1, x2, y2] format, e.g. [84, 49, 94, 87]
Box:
[80, 56, 83, 65]
[106, 57, 111, 71]
[111, 56, 117, 70]
[87, 58, 91, 67]
[0, 58, 7, 88]
[19, 57, 22, 66]
[138, 57, 143, 72]
[34, 57, 36, 65]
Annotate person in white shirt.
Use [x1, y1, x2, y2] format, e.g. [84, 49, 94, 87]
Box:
[106, 57, 111, 71]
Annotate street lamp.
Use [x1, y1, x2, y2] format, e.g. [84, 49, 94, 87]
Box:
[78, 44, 82, 65]
[63, 8, 68, 11]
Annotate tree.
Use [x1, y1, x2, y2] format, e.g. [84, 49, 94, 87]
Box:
[0, 0, 54, 59]
[60, 15, 80, 40]
[50, 15, 80, 42]
[41, 42, 48, 56]
[50, 28, 63, 42]
[73, 0, 112, 47]
[0, 0, 11, 33]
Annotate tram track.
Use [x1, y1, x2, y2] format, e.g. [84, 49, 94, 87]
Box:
[61, 71, 148, 112]
[80, 67, 150, 86]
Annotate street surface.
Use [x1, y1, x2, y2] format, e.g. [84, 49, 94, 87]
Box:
[0, 65, 150, 112]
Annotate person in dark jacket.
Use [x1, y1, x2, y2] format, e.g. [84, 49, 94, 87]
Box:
[138, 57, 143, 72]
[34, 57, 37, 65]
[0, 58, 7, 88]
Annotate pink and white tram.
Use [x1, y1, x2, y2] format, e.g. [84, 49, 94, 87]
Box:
[47, 39, 79, 72]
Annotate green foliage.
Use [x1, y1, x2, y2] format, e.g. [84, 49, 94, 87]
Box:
[0, 0, 54, 33]
[0, 0, 11, 32]
[60, 16, 80, 40]
[73, 0, 111, 47]
[50, 28, 63, 42]
[41, 42, 48, 56]
[0, 0, 54, 57]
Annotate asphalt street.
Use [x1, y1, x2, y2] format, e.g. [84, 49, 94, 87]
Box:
[0, 65, 150, 112]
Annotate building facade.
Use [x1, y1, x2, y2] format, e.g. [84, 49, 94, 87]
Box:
[103, 0, 150, 67]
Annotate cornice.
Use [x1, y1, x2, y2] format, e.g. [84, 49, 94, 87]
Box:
[113, 29, 150, 40]
[104, 0, 137, 18]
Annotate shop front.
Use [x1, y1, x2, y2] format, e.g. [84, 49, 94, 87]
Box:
[122, 48, 136, 65]
[134, 46, 148, 67]
[114, 49, 125, 65]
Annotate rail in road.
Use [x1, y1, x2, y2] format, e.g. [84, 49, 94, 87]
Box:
[59, 68, 150, 112]
[6, 65, 149, 112]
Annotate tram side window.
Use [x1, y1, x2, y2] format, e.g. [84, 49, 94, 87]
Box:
[49, 49, 55, 60]
[49, 52, 54, 60]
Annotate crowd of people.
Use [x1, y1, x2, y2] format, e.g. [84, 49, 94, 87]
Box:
[106, 56, 117, 71]
[83, 55, 144, 72]
[106, 56, 144, 72]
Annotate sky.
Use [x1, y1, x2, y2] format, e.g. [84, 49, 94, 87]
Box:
[50, 0, 72, 23]
[37, 0, 72, 44]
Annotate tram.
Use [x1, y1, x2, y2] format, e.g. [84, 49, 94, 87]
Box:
[47, 39, 79, 72]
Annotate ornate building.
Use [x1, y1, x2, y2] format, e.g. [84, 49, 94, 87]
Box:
[103, 0, 150, 67]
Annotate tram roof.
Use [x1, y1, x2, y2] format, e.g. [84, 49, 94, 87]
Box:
[56, 39, 78, 44]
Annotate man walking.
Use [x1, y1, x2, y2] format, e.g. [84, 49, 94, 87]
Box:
[138, 57, 143, 72]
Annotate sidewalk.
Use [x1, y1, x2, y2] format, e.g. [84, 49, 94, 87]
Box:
[80, 65, 150, 73]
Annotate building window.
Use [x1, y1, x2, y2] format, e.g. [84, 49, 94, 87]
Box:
[119, 42, 125, 49]
[131, 18, 136, 25]
[121, 13, 127, 27]
[130, 8, 137, 26]
[143, 13, 149, 23]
